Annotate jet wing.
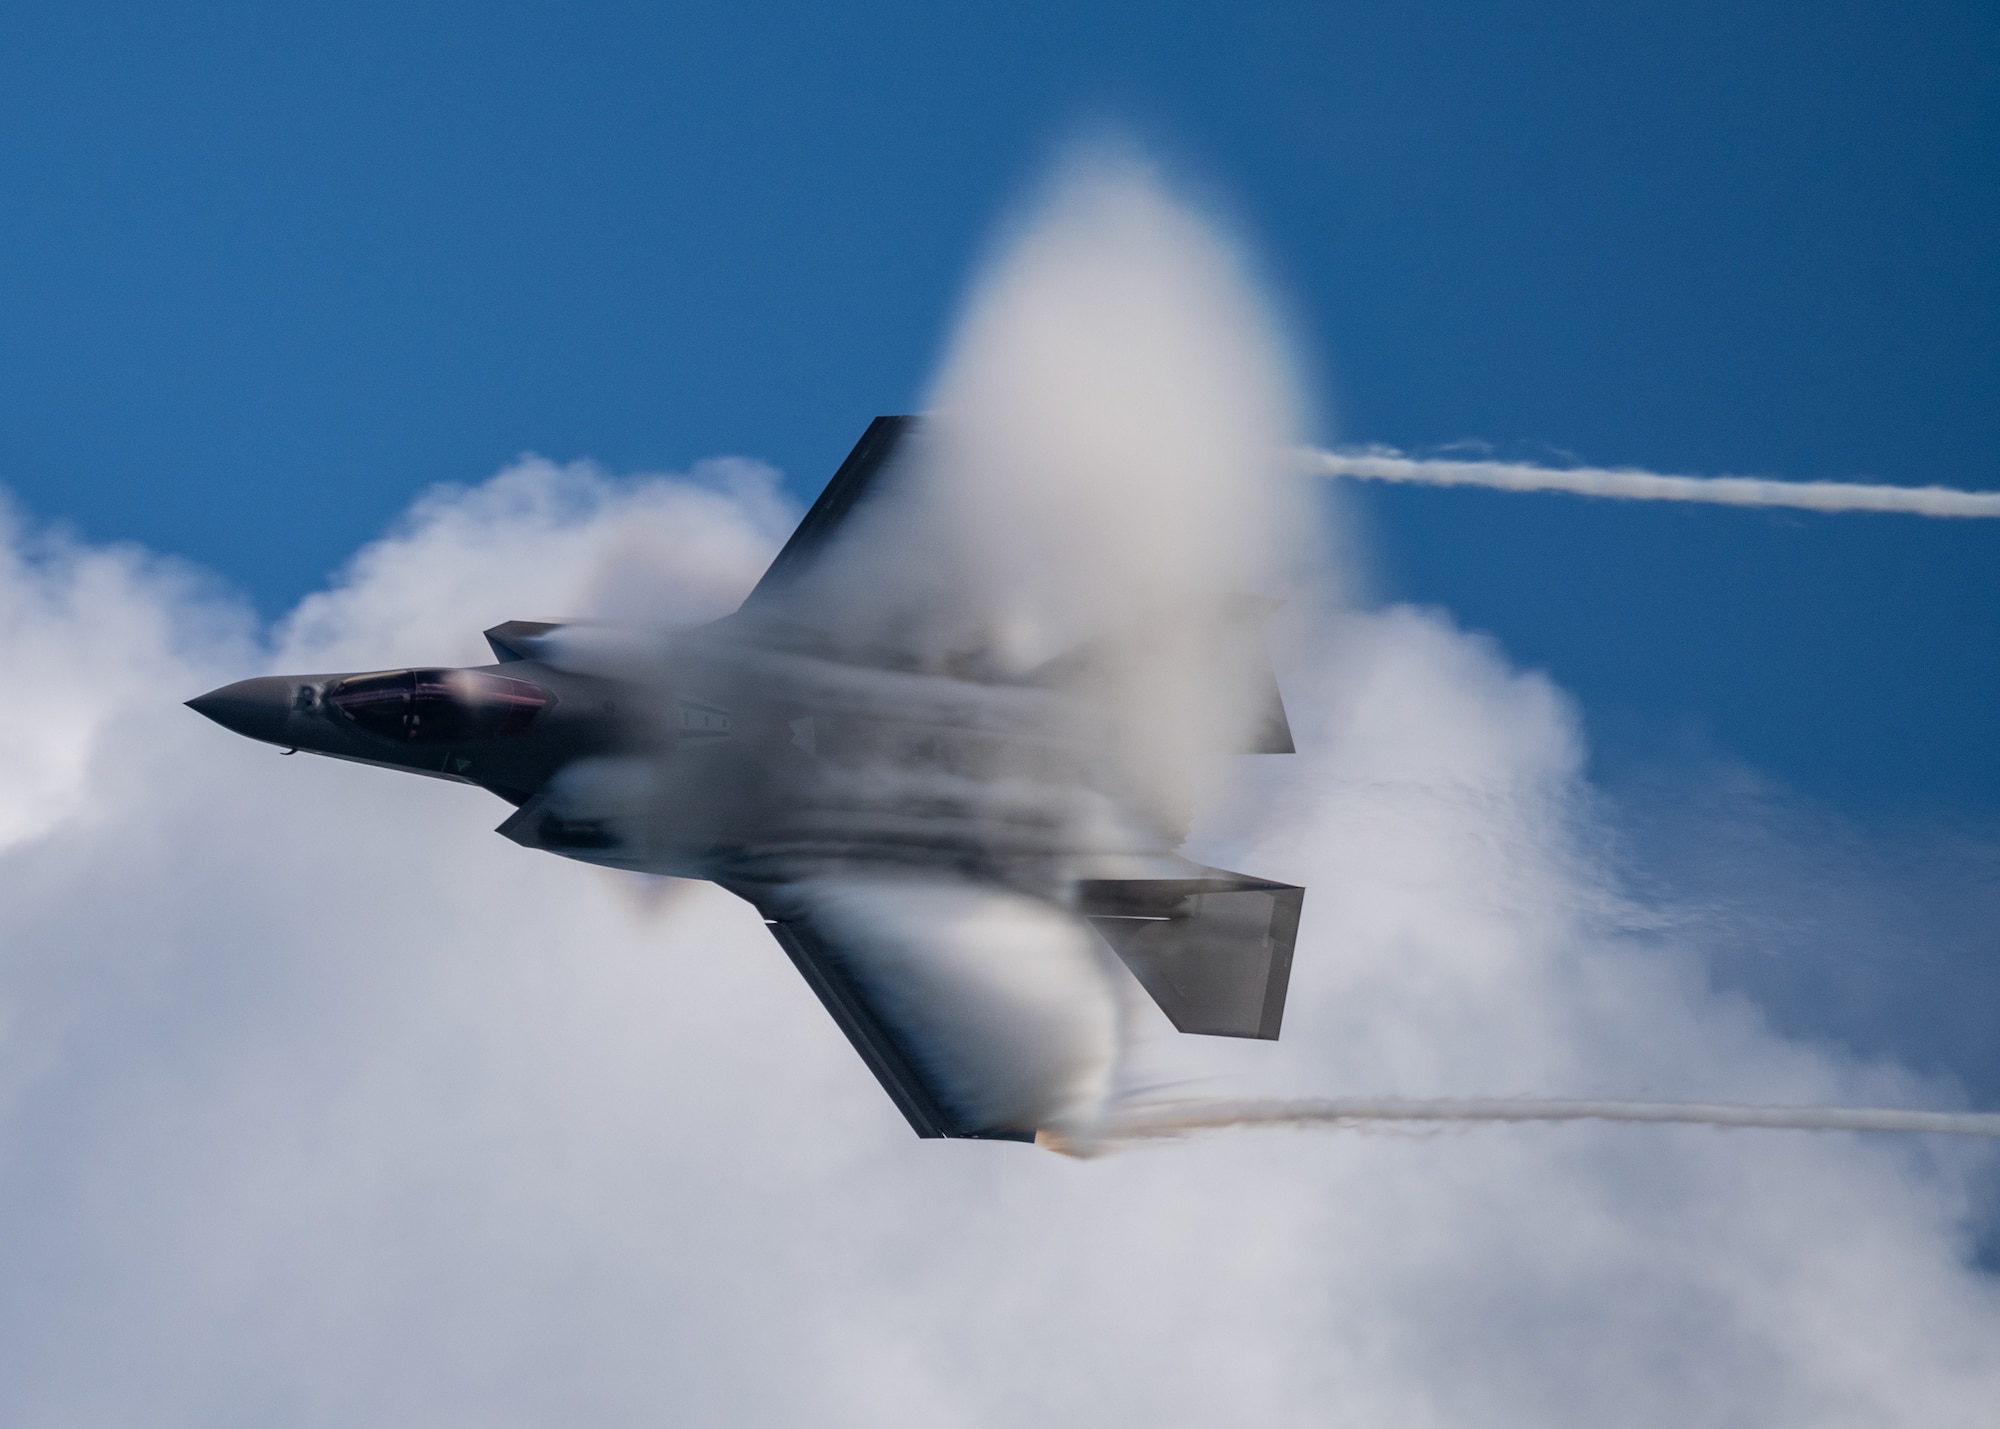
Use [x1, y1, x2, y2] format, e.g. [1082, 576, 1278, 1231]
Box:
[721, 871, 1122, 1141]
[739, 415, 917, 609]
[758, 914, 1031, 1141]
[722, 859, 1302, 1140]
[728, 415, 1294, 751]
[479, 418, 918, 667]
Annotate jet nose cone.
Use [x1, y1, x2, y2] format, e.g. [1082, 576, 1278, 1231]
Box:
[186, 677, 295, 745]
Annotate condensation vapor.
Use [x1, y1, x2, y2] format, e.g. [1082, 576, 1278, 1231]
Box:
[1306, 448, 2000, 517]
[1049, 1097, 2000, 1153]
[737, 149, 1313, 1134]
[800, 147, 1310, 836]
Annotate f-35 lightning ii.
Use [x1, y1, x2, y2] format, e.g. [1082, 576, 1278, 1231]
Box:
[189, 418, 1304, 1143]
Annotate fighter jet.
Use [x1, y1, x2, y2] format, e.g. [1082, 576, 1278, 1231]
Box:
[189, 418, 1304, 1142]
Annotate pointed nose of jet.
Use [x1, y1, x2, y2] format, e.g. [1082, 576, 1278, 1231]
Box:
[186, 677, 295, 745]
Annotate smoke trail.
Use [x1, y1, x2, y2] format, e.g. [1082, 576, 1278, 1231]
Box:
[1056, 1097, 2000, 1152]
[1305, 448, 2000, 518]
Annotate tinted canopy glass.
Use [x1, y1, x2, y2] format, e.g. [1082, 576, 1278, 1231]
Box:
[328, 669, 550, 743]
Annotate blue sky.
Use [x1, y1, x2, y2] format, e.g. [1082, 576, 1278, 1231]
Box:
[4, 3, 1994, 821]
[3, 2, 1996, 993]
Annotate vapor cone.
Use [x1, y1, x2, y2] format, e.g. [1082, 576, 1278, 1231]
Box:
[777, 150, 1312, 1131]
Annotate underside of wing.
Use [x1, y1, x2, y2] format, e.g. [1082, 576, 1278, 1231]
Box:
[759, 917, 1028, 1141]
[722, 872, 1120, 1141]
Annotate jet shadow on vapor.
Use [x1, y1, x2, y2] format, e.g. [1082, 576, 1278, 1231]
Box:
[190, 418, 1304, 1142]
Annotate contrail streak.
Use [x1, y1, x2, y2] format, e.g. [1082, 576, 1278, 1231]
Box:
[1303, 449, 2000, 518]
[1051, 1097, 2000, 1153]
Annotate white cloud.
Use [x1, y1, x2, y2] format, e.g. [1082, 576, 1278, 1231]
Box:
[0, 462, 1995, 1427]
[0, 500, 252, 855]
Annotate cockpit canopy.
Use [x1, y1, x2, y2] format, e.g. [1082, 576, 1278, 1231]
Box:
[328, 668, 551, 743]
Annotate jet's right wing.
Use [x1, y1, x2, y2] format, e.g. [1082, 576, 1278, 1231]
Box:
[723, 861, 1301, 1142]
[758, 914, 1026, 1141]
[720, 869, 1121, 1141]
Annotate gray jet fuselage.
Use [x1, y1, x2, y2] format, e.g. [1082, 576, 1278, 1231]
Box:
[189, 615, 1168, 901]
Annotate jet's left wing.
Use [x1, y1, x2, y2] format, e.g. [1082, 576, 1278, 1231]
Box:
[738, 415, 916, 610]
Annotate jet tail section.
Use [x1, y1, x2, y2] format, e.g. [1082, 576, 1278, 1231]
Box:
[1079, 869, 1303, 1040]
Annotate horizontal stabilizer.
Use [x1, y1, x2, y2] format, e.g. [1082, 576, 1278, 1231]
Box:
[1079, 870, 1303, 1039]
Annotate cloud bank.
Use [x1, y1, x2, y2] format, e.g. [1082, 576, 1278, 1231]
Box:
[1309, 448, 2000, 517]
[1, 457, 1997, 1424]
